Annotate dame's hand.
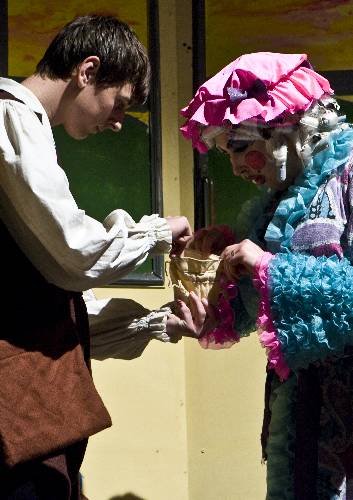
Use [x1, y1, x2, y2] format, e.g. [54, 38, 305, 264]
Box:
[221, 239, 265, 280]
[187, 224, 236, 256]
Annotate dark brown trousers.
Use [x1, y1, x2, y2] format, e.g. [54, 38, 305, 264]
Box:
[0, 440, 87, 499]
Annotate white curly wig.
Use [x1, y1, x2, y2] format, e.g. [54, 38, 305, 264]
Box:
[201, 95, 348, 182]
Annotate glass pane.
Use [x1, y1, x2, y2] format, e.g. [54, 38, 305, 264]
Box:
[54, 112, 151, 223]
[53, 111, 152, 275]
[207, 149, 258, 227]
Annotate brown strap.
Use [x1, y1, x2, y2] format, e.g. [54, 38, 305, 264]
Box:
[0, 88, 43, 123]
[0, 89, 24, 104]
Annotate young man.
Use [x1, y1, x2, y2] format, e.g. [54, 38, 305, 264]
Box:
[0, 15, 202, 499]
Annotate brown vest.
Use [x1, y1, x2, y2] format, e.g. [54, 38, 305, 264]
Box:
[0, 217, 112, 468]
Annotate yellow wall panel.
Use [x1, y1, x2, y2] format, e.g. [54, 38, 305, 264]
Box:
[8, 0, 147, 76]
[206, 0, 353, 75]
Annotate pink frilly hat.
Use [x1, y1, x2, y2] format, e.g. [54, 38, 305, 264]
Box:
[180, 52, 333, 153]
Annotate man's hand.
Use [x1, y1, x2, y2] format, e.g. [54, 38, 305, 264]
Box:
[221, 239, 265, 280]
[166, 291, 209, 341]
[165, 216, 193, 256]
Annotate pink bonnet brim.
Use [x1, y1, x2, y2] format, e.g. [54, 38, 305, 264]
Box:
[180, 52, 333, 152]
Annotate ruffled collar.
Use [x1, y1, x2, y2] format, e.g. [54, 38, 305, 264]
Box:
[264, 127, 353, 253]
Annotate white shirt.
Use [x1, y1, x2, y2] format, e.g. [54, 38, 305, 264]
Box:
[0, 78, 173, 358]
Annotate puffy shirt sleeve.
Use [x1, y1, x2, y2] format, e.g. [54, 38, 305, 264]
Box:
[0, 100, 171, 291]
[254, 251, 353, 379]
[84, 290, 172, 361]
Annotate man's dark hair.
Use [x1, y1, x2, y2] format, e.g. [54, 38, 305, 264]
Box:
[36, 15, 150, 104]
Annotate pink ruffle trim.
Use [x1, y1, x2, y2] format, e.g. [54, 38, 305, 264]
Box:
[198, 277, 239, 350]
[253, 252, 291, 381]
[180, 52, 333, 153]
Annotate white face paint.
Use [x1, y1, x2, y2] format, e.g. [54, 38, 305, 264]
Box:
[215, 132, 299, 191]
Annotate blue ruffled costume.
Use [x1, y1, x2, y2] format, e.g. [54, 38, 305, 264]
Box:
[269, 254, 353, 371]
[237, 128, 353, 499]
[267, 128, 353, 371]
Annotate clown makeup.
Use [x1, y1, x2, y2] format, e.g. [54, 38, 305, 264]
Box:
[226, 138, 254, 153]
[215, 132, 293, 191]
